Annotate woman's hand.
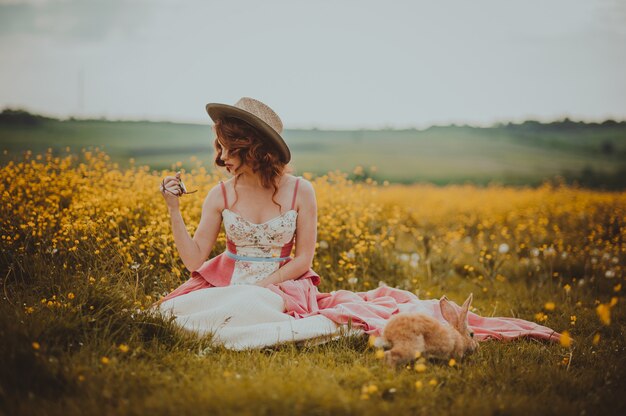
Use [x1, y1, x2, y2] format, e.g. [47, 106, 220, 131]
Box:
[160, 171, 183, 211]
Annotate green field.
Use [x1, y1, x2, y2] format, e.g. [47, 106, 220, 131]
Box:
[1, 115, 625, 187]
[2, 151, 625, 415]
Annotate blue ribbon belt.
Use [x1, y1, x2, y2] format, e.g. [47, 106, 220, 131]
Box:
[226, 250, 291, 262]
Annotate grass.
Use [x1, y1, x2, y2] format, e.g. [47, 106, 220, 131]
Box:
[1, 148, 625, 415]
[3, 270, 625, 415]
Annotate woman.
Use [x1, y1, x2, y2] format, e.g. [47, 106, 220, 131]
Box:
[154, 97, 562, 351]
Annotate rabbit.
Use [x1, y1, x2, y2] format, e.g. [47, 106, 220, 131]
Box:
[382, 293, 479, 367]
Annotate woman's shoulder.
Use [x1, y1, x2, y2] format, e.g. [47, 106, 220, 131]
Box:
[218, 176, 235, 186]
[203, 181, 228, 211]
[293, 175, 314, 192]
[207, 179, 228, 194]
[291, 175, 315, 211]
[288, 173, 313, 187]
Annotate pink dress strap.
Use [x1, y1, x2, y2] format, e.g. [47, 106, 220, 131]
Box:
[290, 177, 301, 211]
[219, 181, 228, 210]
[219, 181, 235, 247]
[287, 177, 301, 245]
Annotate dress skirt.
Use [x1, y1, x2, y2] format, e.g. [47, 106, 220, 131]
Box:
[158, 284, 364, 350]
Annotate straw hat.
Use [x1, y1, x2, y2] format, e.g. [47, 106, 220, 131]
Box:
[205, 97, 291, 163]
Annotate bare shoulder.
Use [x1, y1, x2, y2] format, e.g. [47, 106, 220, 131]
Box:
[203, 182, 227, 212]
[220, 177, 236, 190]
[294, 176, 316, 210]
[295, 176, 315, 196]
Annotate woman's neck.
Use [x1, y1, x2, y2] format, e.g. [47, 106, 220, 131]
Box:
[235, 172, 261, 188]
[234, 170, 284, 189]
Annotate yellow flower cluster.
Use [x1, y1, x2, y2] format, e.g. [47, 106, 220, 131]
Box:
[360, 383, 379, 400]
[1, 147, 624, 310]
[596, 297, 618, 326]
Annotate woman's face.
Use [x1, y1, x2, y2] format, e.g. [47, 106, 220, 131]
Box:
[217, 140, 244, 174]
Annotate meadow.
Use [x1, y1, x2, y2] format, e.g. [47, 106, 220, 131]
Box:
[1, 115, 626, 187]
[1, 147, 625, 415]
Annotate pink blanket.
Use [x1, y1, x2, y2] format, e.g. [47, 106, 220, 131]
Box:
[267, 278, 562, 343]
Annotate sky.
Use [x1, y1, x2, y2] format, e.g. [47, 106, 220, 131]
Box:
[0, 0, 625, 129]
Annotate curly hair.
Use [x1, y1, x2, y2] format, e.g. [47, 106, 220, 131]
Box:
[213, 116, 291, 211]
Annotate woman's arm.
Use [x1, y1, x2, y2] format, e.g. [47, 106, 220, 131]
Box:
[254, 178, 317, 286]
[168, 184, 224, 272]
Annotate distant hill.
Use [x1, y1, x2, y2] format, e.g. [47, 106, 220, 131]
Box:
[1, 109, 625, 189]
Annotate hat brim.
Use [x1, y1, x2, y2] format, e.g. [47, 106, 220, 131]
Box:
[206, 103, 291, 164]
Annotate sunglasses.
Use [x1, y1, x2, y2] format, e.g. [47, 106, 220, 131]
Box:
[160, 173, 198, 197]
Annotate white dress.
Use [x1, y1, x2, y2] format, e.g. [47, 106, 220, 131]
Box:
[157, 284, 363, 350]
[157, 179, 364, 350]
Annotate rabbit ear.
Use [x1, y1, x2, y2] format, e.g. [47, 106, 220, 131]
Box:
[439, 297, 459, 328]
[460, 293, 473, 315]
[458, 293, 473, 330]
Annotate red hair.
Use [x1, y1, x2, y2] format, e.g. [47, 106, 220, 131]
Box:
[213, 117, 291, 210]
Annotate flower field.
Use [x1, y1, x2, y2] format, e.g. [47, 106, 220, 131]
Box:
[1, 147, 625, 415]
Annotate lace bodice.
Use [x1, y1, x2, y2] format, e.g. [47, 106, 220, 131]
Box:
[219, 179, 301, 285]
[222, 209, 297, 256]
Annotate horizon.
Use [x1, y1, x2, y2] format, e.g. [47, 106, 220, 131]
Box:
[2, 106, 625, 131]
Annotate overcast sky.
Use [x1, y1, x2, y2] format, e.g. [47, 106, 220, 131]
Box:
[1, 0, 625, 128]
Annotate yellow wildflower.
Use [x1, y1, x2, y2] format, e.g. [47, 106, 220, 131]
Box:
[67, 292, 75, 300]
[610, 297, 618, 307]
[544, 302, 556, 311]
[100, 356, 110, 365]
[429, 378, 438, 387]
[560, 330, 572, 348]
[118, 344, 130, 353]
[368, 334, 377, 347]
[415, 380, 423, 390]
[448, 358, 456, 367]
[361, 383, 378, 397]
[596, 304, 611, 325]
[614, 284, 622, 292]
[32, 342, 40, 350]
[414, 363, 427, 373]
[375, 349, 385, 359]
[592, 333, 601, 345]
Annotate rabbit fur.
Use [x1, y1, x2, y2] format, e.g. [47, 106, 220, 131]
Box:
[382, 293, 479, 367]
